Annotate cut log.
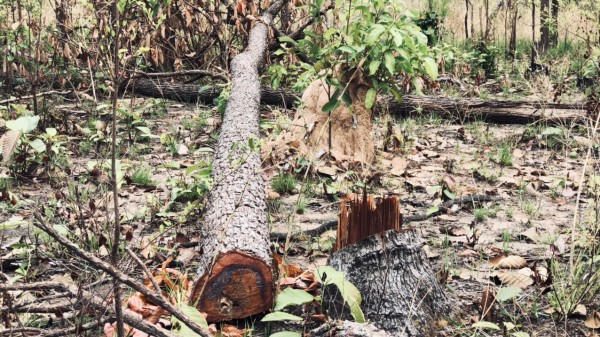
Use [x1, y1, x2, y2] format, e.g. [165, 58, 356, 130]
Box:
[189, 1, 286, 322]
[325, 230, 451, 336]
[128, 80, 585, 124]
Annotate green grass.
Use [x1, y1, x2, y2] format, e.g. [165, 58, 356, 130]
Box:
[296, 197, 307, 214]
[130, 167, 155, 187]
[474, 208, 487, 222]
[496, 143, 514, 166]
[271, 173, 297, 195]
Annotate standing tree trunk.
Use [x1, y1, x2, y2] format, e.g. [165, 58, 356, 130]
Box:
[190, 0, 286, 322]
[540, 0, 550, 52]
[550, 0, 559, 47]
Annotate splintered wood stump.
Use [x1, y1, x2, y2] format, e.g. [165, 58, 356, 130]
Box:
[190, 0, 285, 322]
[325, 194, 451, 336]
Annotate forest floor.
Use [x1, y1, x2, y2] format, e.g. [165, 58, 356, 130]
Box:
[0, 91, 599, 336]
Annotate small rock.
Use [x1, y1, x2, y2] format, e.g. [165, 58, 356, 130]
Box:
[267, 190, 281, 200]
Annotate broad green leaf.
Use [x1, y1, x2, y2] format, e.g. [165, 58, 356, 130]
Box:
[384, 52, 395, 74]
[317, 266, 365, 323]
[338, 46, 356, 54]
[496, 286, 522, 302]
[6, 115, 39, 133]
[426, 207, 439, 216]
[28, 139, 46, 153]
[136, 126, 152, 135]
[423, 57, 438, 80]
[274, 288, 314, 311]
[45, 128, 57, 136]
[390, 84, 403, 103]
[1, 219, 28, 230]
[322, 98, 341, 113]
[391, 29, 403, 47]
[367, 24, 385, 43]
[171, 305, 209, 337]
[369, 60, 381, 76]
[512, 332, 530, 337]
[278, 36, 297, 44]
[53, 224, 69, 235]
[261, 312, 303, 322]
[472, 321, 501, 330]
[541, 127, 563, 136]
[365, 88, 377, 110]
[269, 332, 302, 337]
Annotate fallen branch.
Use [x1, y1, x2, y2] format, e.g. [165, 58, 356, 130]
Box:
[0, 317, 111, 337]
[1, 281, 178, 337]
[270, 194, 499, 241]
[31, 213, 212, 337]
[0, 90, 71, 105]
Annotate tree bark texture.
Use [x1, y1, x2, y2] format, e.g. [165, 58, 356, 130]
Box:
[190, 0, 286, 322]
[128, 80, 585, 124]
[325, 230, 451, 337]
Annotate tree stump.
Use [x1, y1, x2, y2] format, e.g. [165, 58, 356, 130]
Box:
[323, 194, 451, 336]
[190, 0, 286, 322]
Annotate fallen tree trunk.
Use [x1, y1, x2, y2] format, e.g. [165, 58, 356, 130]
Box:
[189, 1, 286, 322]
[128, 80, 585, 124]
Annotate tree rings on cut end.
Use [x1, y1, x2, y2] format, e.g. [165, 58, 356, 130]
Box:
[192, 251, 274, 322]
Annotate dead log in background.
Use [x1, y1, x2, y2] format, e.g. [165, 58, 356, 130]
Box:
[382, 95, 585, 124]
[129, 78, 299, 108]
[128, 80, 584, 124]
[189, 0, 286, 322]
[324, 194, 450, 336]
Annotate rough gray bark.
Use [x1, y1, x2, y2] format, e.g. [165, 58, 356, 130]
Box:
[325, 230, 451, 337]
[128, 80, 584, 124]
[190, 0, 286, 322]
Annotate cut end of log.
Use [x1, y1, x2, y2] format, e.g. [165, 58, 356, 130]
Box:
[336, 191, 403, 251]
[192, 251, 274, 322]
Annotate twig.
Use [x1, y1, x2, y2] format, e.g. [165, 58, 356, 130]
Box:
[110, 1, 124, 336]
[132, 69, 228, 82]
[126, 247, 162, 294]
[0, 281, 177, 337]
[32, 213, 212, 337]
[0, 91, 71, 105]
[0, 316, 111, 337]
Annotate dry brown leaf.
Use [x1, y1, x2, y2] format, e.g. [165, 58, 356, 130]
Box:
[480, 287, 495, 321]
[585, 310, 600, 329]
[491, 255, 527, 269]
[573, 304, 587, 317]
[2, 130, 21, 163]
[496, 269, 534, 289]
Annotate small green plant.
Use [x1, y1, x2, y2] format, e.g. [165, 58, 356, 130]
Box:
[474, 208, 487, 222]
[505, 208, 514, 218]
[496, 143, 514, 166]
[502, 230, 512, 252]
[296, 197, 307, 214]
[129, 167, 155, 187]
[271, 173, 297, 195]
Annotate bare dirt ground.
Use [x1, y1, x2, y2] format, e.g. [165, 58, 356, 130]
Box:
[1, 95, 599, 336]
